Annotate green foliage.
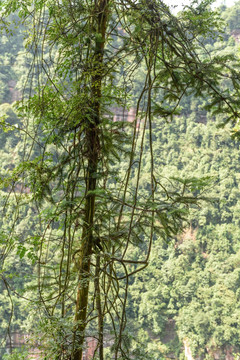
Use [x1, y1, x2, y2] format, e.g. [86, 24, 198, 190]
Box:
[127, 29, 240, 357]
[0, 1, 240, 359]
[3, 348, 29, 360]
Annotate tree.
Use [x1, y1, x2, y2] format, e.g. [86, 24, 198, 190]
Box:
[1, 0, 240, 359]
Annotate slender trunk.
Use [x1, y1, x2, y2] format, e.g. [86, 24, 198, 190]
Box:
[72, 1, 109, 359]
[95, 254, 104, 360]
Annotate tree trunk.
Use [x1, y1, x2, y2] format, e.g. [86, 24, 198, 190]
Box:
[73, 1, 109, 359]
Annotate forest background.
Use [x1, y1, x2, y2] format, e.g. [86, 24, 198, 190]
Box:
[0, 1, 240, 360]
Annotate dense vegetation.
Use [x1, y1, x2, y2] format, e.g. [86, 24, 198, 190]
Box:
[1, 1, 240, 359]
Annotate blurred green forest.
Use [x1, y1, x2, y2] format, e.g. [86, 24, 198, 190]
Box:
[1, 2, 240, 360]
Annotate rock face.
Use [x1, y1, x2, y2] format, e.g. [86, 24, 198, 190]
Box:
[207, 347, 235, 360]
[112, 107, 140, 128]
[8, 80, 20, 103]
[82, 338, 98, 360]
[231, 29, 240, 43]
[183, 341, 235, 360]
[184, 339, 194, 360]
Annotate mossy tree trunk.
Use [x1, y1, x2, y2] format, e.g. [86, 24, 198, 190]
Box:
[73, 1, 109, 359]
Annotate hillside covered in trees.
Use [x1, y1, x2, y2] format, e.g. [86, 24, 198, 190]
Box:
[1, 1, 240, 359]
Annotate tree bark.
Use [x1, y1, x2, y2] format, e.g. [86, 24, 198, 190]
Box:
[72, 1, 109, 359]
